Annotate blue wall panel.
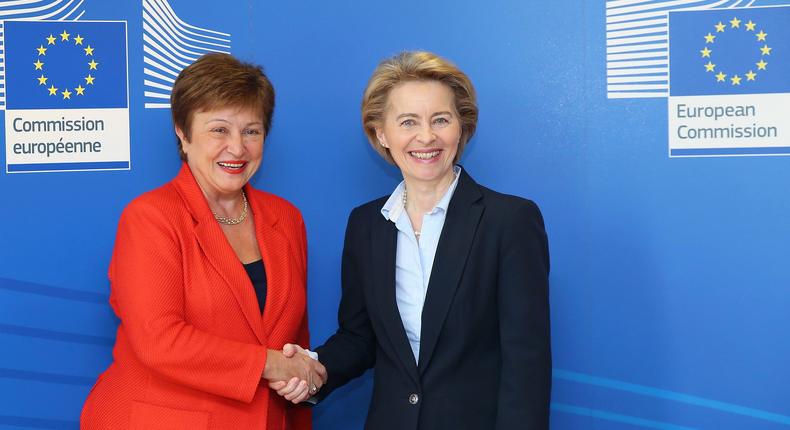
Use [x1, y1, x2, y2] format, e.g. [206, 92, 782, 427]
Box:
[1, 1, 788, 429]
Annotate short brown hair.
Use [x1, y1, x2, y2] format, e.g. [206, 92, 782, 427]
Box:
[361, 51, 478, 164]
[170, 53, 275, 160]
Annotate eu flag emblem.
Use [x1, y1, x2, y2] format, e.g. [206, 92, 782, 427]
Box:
[3, 21, 130, 173]
[669, 6, 790, 97]
[4, 21, 128, 109]
[667, 6, 790, 158]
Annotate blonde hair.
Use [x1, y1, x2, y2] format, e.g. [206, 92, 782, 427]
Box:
[361, 51, 478, 164]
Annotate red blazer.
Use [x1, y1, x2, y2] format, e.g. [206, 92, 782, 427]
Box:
[81, 164, 311, 430]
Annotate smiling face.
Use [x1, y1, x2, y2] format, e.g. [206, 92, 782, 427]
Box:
[176, 106, 264, 200]
[376, 80, 461, 187]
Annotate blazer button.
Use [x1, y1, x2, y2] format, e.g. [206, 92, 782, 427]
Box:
[409, 393, 419, 405]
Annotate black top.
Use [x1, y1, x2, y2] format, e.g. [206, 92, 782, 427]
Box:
[243, 259, 267, 314]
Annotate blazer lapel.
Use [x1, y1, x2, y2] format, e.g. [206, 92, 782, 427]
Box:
[173, 164, 266, 345]
[418, 169, 484, 374]
[247, 189, 294, 345]
[371, 216, 421, 386]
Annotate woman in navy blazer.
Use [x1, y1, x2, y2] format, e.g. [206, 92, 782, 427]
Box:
[273, 51, 551, 429]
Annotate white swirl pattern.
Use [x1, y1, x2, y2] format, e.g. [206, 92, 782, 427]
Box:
[142, 0, 231, 109]
[605, 0, 764, 99]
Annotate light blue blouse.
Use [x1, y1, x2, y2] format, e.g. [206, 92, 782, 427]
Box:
[380, 166, 461, 364]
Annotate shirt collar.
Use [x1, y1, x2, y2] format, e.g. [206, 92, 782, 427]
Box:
[381, 166, 462, 222]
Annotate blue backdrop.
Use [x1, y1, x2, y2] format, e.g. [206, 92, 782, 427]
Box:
[1, 1, 789, 429]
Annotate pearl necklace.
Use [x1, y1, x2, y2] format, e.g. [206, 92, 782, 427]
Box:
[213, 191, 248, 225]
[402, 188, 421, 238]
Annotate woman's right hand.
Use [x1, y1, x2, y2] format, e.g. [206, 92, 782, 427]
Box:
[263, 348, 326, 403]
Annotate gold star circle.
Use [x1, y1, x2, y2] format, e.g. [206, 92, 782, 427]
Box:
[34, 30, 98, 98]
[702, 17, 770, 86]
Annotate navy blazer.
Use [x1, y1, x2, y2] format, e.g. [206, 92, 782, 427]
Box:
[316, 168, 551, 430]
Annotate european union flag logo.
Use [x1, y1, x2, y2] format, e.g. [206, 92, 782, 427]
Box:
[3, 21, 128, 110]
[669, 6, 790, 96]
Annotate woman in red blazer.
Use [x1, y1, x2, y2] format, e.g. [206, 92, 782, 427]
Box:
[80, 53, 325, 430]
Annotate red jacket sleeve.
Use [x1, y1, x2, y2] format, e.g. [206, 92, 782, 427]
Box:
[285, 214, 312, 429]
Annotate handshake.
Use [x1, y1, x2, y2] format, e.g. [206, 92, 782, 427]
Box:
[263, 344, 327, 404]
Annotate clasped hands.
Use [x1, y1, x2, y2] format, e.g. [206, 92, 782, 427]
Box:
[263, 344, 326, 404]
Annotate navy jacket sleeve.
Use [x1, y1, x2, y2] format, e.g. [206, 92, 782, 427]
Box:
[313, 207, 377, 399]
[495, 199, 552, 429]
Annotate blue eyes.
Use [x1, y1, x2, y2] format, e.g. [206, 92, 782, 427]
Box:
[399, 118, 451, 127]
